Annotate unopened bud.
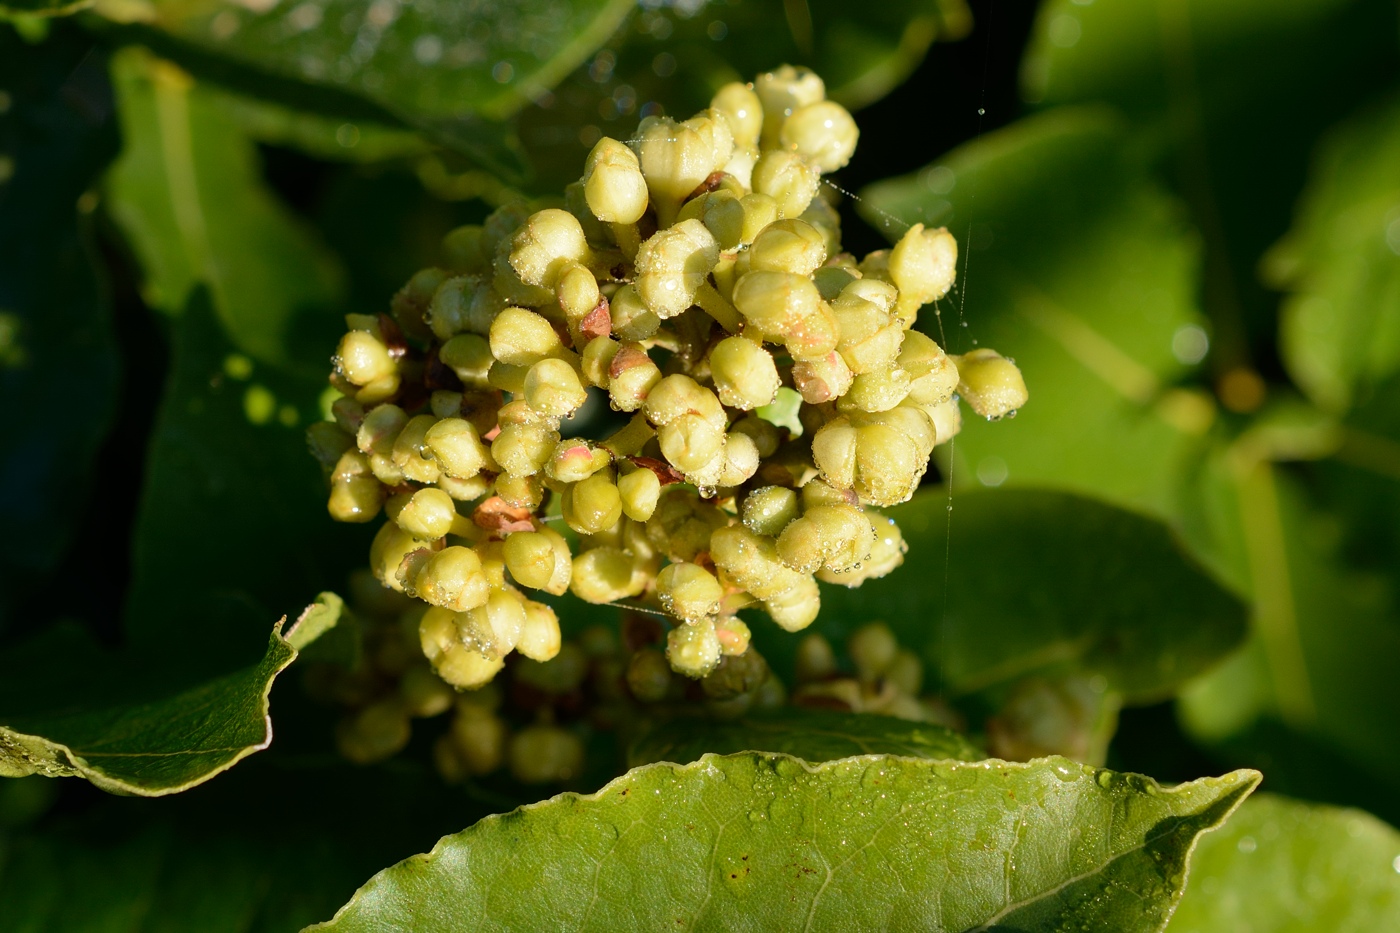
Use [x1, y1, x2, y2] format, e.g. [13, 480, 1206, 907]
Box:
[749, 219, 828, 277]
[889, 223, 958, 320]
[583, 137, 648, 224]
[954, 349, 1028, 420]
[666, 618, 723, 678]
[618, 467, 662, 521]
[395, 487, 458, 539]
[570, 546, 646, 603]
[504, 528, 573, 595]
[509, 208, 592, 289]
[657, 561, 724, 623]
[711, 81, 763, 150]
[563, 472, 623, 535]
[751, 150, 820, 218]
[627, 647, 674, 702]
[517, 599, 563, 662]
[439, 333, 494, 386]
[509, 724, 584, 783]
[412, 545, 490, 611]
[634, 219, 720, 319]
[781, 100, 858, 173]
[755, 65, 826, 148]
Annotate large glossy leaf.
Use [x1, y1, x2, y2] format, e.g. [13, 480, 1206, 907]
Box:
[124, 0, 635, 128]
[1166, 794, 1400, 932]
[1267, 93, 1400, 413]
[1019, 0, 1400, 361]
[755, 488, 1247, 703]
[0, 30, 119, 623]
[628, 709, 980, 768]
[105, 46, 343, 369]
[516, 0, 970, 189]
[311, 753, 1258, 932]
[0, 623, 294, 795]
[1178, 456, 1400, 805]
[122, 291, 368, 669]
[859, 107, 1212, 518]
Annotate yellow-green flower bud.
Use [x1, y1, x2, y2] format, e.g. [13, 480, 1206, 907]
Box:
[626, 647, 674, 702]
[390, 414, 440, 483]
[356, 403, 406, 459]
[546, 441, 612, 483]
[854, 418, 924, 505]
[657, 561, 724, 623]
[716, 431, 761, 487]
[583, 137, 648, 224]
[412, 545, 490, 612]
[832, 292, 903, 374]
[709, 525, 804, 600]
[799, 194, 842, 255]
[395, 487, 458, 539]
[607, 345, 662, 411]
[558, 264, 604, 336]
[430, 390, 463, 420]
[336, 700, 411, 765]
[781, 100, 858, 173]
[659, 413, 726, 474]
[634, 219, 720, 319]
[730, 413, 781, 458]
[492, 422, 560, 477]
[503, 528, 572, 595]
[371, 522, 434, 592]
[391, 267, 451, 341]
[764, 575, 820, 632]
[439, 472, 492, 503]
[742, 486, 799, 537]
[795, 633, 836, 683]
[755, 64, 826, 148]
[643, 374, 725, 428]
[581, 336, 620, 388]
[442, 224, 489, 274]
[633, 116, 729, 227]
[428, 275, 502, 341]
[819, 512, 906, 586]
[889, 223, 958, 318]
[495, 473, 543, 510]
[439, 333, 494, 386]
[331, 396, 366, 434]
[328, 450, 384, 523]
[714, 617, 752, 657]
[570, 545, 646, 603]
[523, 358, 588, 419]
[509, 724, 584, 784]
[400, 664, 454, 718]
[792, 351, 854, 404]
[563, 472, 623, 535]
[709, 336, 779, 410]
[732, 270, 821, 338]
[751, 150, 820, 218]
[899, 330, 960, 406]
[887, 648, 924, 696]
[617, 466, 661, 521]
[335, 329, 396, 388]
[711, 81, 763, 150]
[424, 417, 489, 480]
[440, 708, 506, 777]
[954, 348, 1028, 420]
[308, 420, 354, 470]
[849, 621, 898, 680]
[810, 416, 859, 489]
[490, 307, 565, 367]
[610, 285, 661, 341]
[508, 208, 591, 290]
[749, 218, 828, 277]
[516, 599, 563, 662]
[839, 367, 912, 413]
[777, 504, 874, 573]
[666, 618, 723, 678]
[813, 265, 858, 300]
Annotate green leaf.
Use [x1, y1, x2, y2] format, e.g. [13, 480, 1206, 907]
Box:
[105, 46, 343, 369]
[1267, 92, 1400, 413]
[220, 89, 431, 164]
[1178, 456, 1400, 801]
[517, 0, 971, 191]
[627, 708, 980, 769]
[0, 0, 91, 16]
[0, 623, 295, 796]
[128, 0, 636, 125]
[859, 107, 1212, 518]
[1018, 0, 1400, 364]
[0, 30, 119, 611]
[310, 754, 1259, 932]
[122, 291, 368, 667]
[775, 487, 1247, 702]
[1166, 794, 1400, 932]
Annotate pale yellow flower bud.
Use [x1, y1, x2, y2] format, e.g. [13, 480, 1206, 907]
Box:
[617, 467, 661, 521]
[491, 422, 560, 477]
[839, 367, 912, 413]
[711, 81, 763, 150]
[524, 358, 588, 418]
[516, 599, 563, 662]
[666, 618, 723, 678]
[634, 219, 720, 318]
[659, 413, 726, 474]
[335, 330, 397, 388]
[657, 561, 724, 623]
[328, 450, 383, 523]
[570, 545, 646, 603]
[764, 575, 820, 632]
[633, 116, 731, 226]
[442, 225, 489, 275]
[424, 417, 489, 480]
[583, 137, 648, 224]
[607, 345, 662, 411]
[439, 333, 494, 386]
[792, 351, 854, 404]
[489, 307, 565, 367]
[562, 472, 623, 535]
[742, 486, 800, 537]
[427, 275, 503, 341]
[749, 219, 828, 277]
[413, 546, 490, 612]
[504, 528, 572, 595]
[751, 150, 820, 218]
[395, 487, 458, 539]
[508, 208, 592, 290]
[392, 414, 441, 484]
[610, 284, 661, 341]
[710, 336, 780, 410]
[889, 223, 958, 320]
[849, 622, 899, 679]
[755, 64, 826, 148]
[781, 100, 858, 173]
[954, 348, 1029, 420]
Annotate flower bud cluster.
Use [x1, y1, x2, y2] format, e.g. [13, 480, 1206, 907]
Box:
[310, 65, 1027, 693]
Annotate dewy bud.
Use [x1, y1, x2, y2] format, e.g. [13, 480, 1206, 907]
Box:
[751, 150, 820, 218]
[503, 528, 573, 595]
[954, 348, 1029, 420]
[583, 137, 648, 224]
[442, 225, 489, 274]
[516, 599, 563, 662]
[424, 417, 489, 480]
[370, 522, 435, 592]
[335, 330, 397, 388]
[656, 561, 724, 623]
[659, 413, 726, 474]
[710, 336, 780, 410]
[742, 486, 799, 537]
[666, 618, 723, 678]
[714, 617, 752, 656]
[607, 345, 662, 411]
[508, 208, 592, 289]
[439, 333, 494, 386]
[888, 223, 958, 317]
[395, 487, 458, 539]
[328, 450, 383, 522]
[748, 219, 828, 277]
[711, 81, 763, 150]
[840, 367, 912, 413]
[634, 117, 729, 227]
[492, 422, 560, 477]
[524, 358, 588, 418]
[617, 467, 661, 521]
[546, 441, 611, 483]
[428, 275, 501, 341]
[562, 472, 623, 535]
[570, 546, 646, 603]
[490, 307, 565, 366]
[634, 219, 720, 319]
[609, 284, 661, 341]
[414, 546, 490, 611]
[755, 64, 826, 149]
[780, 100, 858, 174]
[763, 575, 820, 632]
[732, 270, 822, 338]
[792, 351, 854, 404]
[391, 414, 441, 484]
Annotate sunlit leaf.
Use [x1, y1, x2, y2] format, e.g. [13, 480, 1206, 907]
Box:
[312, 754, 1258, 933]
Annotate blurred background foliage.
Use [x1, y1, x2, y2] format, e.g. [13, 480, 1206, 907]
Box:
[2, 0, 1399, 928]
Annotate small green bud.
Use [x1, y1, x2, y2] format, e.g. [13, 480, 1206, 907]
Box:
[754, 64, 826, 148]
[400, 664, 455, 717]
[732, 270, 822, 337]
[748, 218, 828, 277]
[439, 472, 493, 503]
[751, 150, 820, 218]
[729, 413, 781, 458]
[888, 223, 958, 316]
[644, 374, 726, 428]
[813, 265, 858, 300]
[495, 473, 544, 510]
[794, 632, 836, 683]
[308, 420, 353, 470]
[633, 115, 732, 227]
[900, 330, 960, 406]
[424, 417, 489, 480]
[328, 450, 384, 523]
[792, 351, 854, 404]
[607, 345, 663, 411]
[524, 358, 589, 419]
[583, 137, 649, 224]
[442, 224, 489, 274]
[839, 367, 912, 413]
[763, 575, 821, 632]
[666, 618, 723, 678]
[656, 561, 724, 623]
[517, 599, 563, 662]
[503, 528, 573, 595]
[428, 275, 502, 341]
[953, 348, 1029, 420]
[395, 487, 458, 539]
[776, 504, 874, 573]
[658, 413, 726, 474]
[392, 267, 451, 340]
[714, 617, 752, 656]
[581, 336, 621, 388]
[546, 441, 612, 484]
[411, 545, 490, 612]
[887, 648, 924, 696]
[849, 621, 899, 680]
[557, 264, 604, 337]
[710, 335, 780, 410]
[634, 219, 720, 319]
[781, 100, 858, 174]
[440, 709, 506, 778]
[626, 647, 674, 702]
[708, 525, 804, 601]
[570, 545, 646, 603]
[508, 208, 592, 290]
[392, 414, 441, 484]
[370, 522, 435, 592]
[617, 466, 662, 521]
[609, 285, 661, 342]
[832, 291, 902, 375]
[711, 81, 763, 150]
[439, 333, 495, 386]
[701, 647, 768, 699]
[335, 329, 397, 389]
[743, 486, 801, 537]
[509, 724, 584, 783]
[490, 307, 566, 367]
[562, 472, 623, 535]
[819, 511, 906, 586]
[491, 422, 560, 477]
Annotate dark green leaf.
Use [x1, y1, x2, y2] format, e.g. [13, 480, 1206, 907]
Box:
[0, 624, 295, 795]
[0, 30, 119, 611]
[220, 90, 431, 164]
[859, 107, 1212, 518]
[310, 754, 1259, 932]
[1166, 794, 1400, 932]
[627, 708, 980, 768]
[1265, 92, 1400, 412]
[777, 488, 1247, 702]
[105, 46, 343, 369]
